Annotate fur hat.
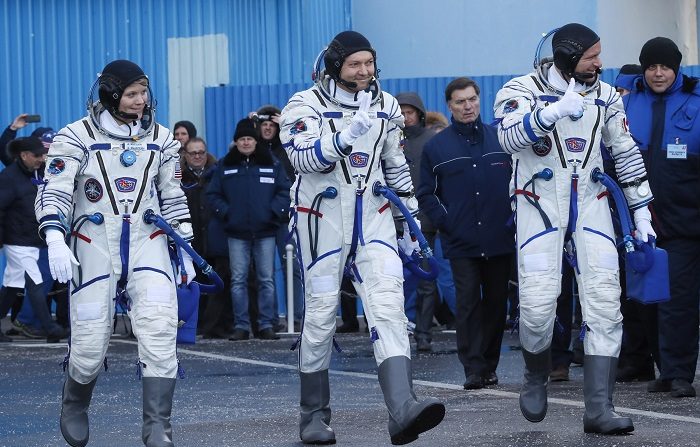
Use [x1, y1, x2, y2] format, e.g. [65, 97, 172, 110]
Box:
[233, 118, 260, 142]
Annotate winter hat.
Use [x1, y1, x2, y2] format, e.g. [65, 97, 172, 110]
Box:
[324, 31, 375, 80]
[174, 120, 197, 139]
[30, 126, 54, 139]
[8, 136, 48, 156]
[639, 37, 682, 74]
[396, 92, 426, 117]
[98, 59, 148, 115]
[552, 23, 600, 75]
[256, 105, 281, 123]
[233, 118, 260, 142]
[614, 64, 643, 91]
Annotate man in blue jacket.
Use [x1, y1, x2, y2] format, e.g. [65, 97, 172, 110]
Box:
[206, 118, 291, 341]
[624, 37, 700, 398]
[417, 77, 514, 390]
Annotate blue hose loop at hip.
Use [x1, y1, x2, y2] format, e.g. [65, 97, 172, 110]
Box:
[590, 168, 654, 274]
[142, 209, 224, 293]
[371, 181, 438, 281]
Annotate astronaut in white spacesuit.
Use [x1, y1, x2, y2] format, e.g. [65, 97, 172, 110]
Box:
[280, 31, 445, 445]
[35, 59, 193, 447]
[493, 23, 654, 434]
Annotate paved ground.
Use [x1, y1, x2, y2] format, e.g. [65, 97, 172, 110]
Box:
[0, 319, 698, 447]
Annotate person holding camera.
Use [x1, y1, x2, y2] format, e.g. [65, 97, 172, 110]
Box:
[0, 114, 44, 166]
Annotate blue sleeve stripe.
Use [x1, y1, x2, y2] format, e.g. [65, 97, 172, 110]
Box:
[522, 112, 539, 141]
[313, 138, 331, 166]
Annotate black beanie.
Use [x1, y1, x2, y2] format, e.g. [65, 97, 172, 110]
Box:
[98, 59, 147, 110]
[233, 118, 259, 142]
[552, 23, 600, 74]
[256, 105, 281, 123]
[174, 120, 197, 139]
[639, 37, 682, 74]
[619, 64, 643, 75]
[324, 31, 375, 80]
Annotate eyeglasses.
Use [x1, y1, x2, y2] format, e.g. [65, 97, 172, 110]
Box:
[186, 151, 206, 157]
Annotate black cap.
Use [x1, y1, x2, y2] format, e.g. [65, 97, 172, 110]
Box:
[233, 118, 260, 142]
[174, 120, 197, 139]
[256, 105, 281, 123]
[8, 136, 48, 157]
[552, 23, 600, 75]
[639, 37, 682, 74]
[98, 59, 147, 111]
[324, 31, 375, 80]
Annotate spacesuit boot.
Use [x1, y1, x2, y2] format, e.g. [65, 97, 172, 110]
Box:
[520, 348, 551, 422]
[60, 376, 97, 447]
[378, 356, 445, 445]
[142, 377, 176, 447]
[299, 370, 336, 445]
[583, 356, 634, 434]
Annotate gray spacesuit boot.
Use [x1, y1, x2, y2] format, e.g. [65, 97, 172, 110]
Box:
[60, 376, 97, 447]
[299, 370, 336, 445]
[583, 355, 634, 434]
[520, 348, 551, 422]
[378, 356, 445, 445]
[142, 377, 176, 447]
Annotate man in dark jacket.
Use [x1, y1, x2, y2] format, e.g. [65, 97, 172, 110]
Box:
[0, 137, 68, 342]
[206, 118, 291, 341]
[624, 37, 700, 398]
[417, 77, 514, 390]
[396, 92, 441, 352]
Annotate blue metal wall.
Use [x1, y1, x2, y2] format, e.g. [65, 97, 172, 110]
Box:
[1, 0, 350, 135]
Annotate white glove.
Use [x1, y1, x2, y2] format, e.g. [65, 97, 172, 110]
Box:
[45, 229, 79, 283]
[398, 220, 420, 256]
[176, 248, 195, 285]
[338, 90, 373, 148]
[538, 78, 584, 126]
[633, 207, 656, 243]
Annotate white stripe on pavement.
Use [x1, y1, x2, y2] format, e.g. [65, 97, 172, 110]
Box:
[111, 339, 700, 425]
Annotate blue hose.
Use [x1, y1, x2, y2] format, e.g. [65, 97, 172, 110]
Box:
[372, 182, 438, 281]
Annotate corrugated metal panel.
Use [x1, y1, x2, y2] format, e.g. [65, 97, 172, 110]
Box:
[204, 67, 638, 157]
[0, 0, 349, 137]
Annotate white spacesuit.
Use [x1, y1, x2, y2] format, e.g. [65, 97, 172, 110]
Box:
[280, 31, 444, 446]
[36, 60, 192, 447]
[493, 24, 651, 434]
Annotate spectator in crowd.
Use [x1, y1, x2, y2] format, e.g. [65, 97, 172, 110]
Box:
[179, 136, 230, 338]
[425, 111, 449, 132]
[396, 92, 439, 352]
[624, 37, 700, 398]
[206, 118, 290, 341]
[280, 30, 445, 445]
[418, 77, 514, 389]
[0, 113, 51, 166]
[36, 59, 193, 447]
[0, 137, 68, 343]
[494, 23, 650, 433]
[254, 105, 303, 330]
[173, 120, 197, 153]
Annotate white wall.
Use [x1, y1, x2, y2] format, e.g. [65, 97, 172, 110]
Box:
[352, 0, 697, 78]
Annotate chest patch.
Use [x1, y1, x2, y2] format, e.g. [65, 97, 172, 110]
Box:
[349, 152, 369, 167]
[290, 120, 307, 135]
[532, 136, 552, 157]
[565, 137, 586, 153]
[114, 177, 137, 192]
[84, 178, 103, 202]
[503, 99, 519, 113]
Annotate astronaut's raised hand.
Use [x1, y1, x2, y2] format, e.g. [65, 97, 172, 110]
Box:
[539, 78, 584, 126]
[45, 229, 79, 283]
[633, 207, 656, 243]
[176, 248, 195, 285]
[338, 90, 373, 148]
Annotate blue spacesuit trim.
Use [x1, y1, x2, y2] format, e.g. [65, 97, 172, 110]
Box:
[133, 267, 172, 282]
[368, 239, 398, 255]
[71, 274, 110, 294]
[582, 227, 615, 246]
[313, 138, 331, 165]
[519, 227, 557, 249]
[522, 112, 539, 141]
[307, 247, 341, 270]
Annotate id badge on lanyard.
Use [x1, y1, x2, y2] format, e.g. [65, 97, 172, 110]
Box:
[667, 138, 687, 159]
